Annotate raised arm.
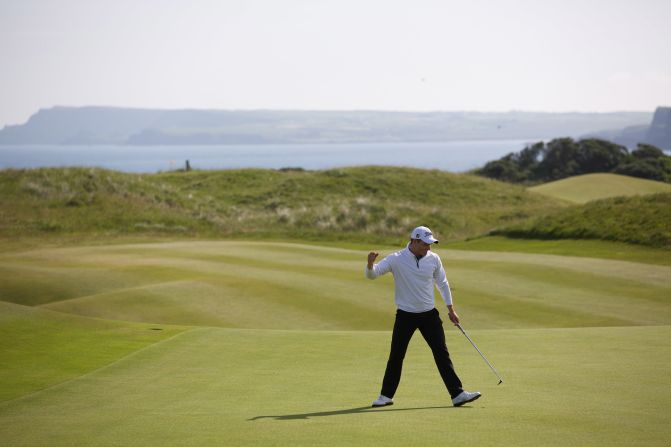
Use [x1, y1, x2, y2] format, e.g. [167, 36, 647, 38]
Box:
[365, 251, 391, 279]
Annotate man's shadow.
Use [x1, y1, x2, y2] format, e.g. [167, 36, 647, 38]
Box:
[250, 405, 464, 421]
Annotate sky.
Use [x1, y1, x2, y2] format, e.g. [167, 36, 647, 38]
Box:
[1, 0, 670, 127]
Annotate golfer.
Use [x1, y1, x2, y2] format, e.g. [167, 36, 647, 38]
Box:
[366, 226, 481, 407]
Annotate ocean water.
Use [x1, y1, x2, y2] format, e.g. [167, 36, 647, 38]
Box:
[0, 140, 539, 173]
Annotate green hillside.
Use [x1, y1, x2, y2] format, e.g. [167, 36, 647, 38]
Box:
[4, 167, 670, 250]
[494, 193, 671, 248]
[528, 173, 671, 203]
[0, 166, 562, 245]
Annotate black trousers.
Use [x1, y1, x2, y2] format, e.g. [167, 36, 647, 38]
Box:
[381, 308, 463, 399]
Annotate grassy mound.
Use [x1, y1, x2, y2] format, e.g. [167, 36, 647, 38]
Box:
[0, 166, 562, 244]
[493, 193, 671, 248]
[528, 173, 671, 204]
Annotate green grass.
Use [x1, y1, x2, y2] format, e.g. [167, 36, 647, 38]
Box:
[0, 166, 564, 244]
[1, 164, 670, 445]
[1, 241, 668, 331]
[494, 193, 671, 248]
[447, 236, 671, 265]
[0, 325, 669, 446]
[528, 172, 671, 204]
[0, 240, 669, 445]
[0, 301, 185, 402]
[3, 167, 670, 250]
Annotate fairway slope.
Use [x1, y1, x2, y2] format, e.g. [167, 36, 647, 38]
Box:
[1, 241, 669, 330]
[0, 300, 185, 402]
[528, 173, 671, 204]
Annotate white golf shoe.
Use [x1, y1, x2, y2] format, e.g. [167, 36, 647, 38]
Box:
[371, 395, 394, 407]
[452, 390, 482, 407]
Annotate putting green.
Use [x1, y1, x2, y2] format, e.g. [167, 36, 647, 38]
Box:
[0, 300, 186, 402]
[0, 326, 669, 446]
[528, 173, 671, 204]
[0, 240, 669, 445]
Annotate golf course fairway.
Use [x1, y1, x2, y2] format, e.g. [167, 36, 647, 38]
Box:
[1, 240, 670, 446]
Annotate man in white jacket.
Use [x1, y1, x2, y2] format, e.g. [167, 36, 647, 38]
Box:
[366, 226, 481, 408]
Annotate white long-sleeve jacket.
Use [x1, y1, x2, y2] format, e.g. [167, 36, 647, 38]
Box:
[365, 244, 453, 312]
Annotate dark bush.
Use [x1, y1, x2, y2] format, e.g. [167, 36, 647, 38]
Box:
[476, 138, 671, 184]
[613, 159, 667, 181]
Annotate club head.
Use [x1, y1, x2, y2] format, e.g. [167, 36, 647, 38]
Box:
[497, 380, 503, 385]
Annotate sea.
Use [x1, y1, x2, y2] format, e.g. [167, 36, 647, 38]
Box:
[0, 139, 542, 173]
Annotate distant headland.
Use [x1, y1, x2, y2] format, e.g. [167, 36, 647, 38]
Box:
[0, 106, 668, 149]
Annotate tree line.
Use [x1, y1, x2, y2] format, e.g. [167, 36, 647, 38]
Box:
[475, 138, 671, 184]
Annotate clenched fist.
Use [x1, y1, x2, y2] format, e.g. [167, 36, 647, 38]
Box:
[367, 252, 379, 269]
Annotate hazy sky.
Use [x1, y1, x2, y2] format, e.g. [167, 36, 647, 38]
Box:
[1, 0, 670, 127]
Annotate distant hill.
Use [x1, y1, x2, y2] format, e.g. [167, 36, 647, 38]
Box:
[0, 106, 652, 145]
[528, 173, 671, 204]
[587, 106, 671, 150]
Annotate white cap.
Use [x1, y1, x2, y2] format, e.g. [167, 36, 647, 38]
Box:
[410, 226, 439, 244]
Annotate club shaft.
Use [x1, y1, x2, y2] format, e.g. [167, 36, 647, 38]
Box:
[457, 324, 503, 383]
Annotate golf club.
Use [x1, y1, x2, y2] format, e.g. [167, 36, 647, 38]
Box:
[456, 323, 503, 385]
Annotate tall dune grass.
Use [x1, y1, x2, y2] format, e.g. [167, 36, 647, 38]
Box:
[0, 166, 561, 244]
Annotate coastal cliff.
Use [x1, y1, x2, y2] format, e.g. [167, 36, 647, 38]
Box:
[645, 106, 671, 150]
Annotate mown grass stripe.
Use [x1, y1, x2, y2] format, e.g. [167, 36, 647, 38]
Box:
[3, 241, 669, 331]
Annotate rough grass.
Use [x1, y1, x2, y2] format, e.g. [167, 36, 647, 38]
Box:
[493, 193, 671, 248]
[3, 167, 669, 250]
[0, 166, 563, 244]
[528, 173, 671, 204]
